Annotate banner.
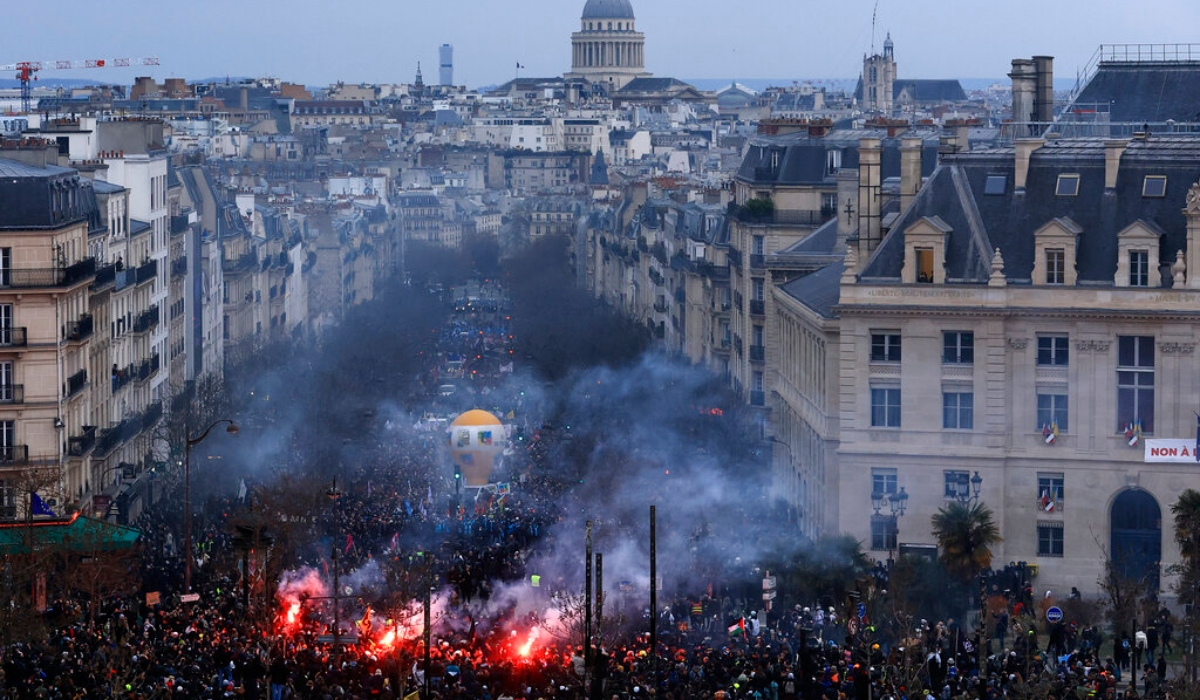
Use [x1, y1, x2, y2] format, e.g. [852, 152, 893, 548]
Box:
[1143, 439, 1200, 463]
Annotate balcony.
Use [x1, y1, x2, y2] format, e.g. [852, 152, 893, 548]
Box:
[64, 313, 94, 343]
[0, 445, 30, 464]
[0, 327, 27, 348]
[68, 426, 97, 457]
[112, 363, 135, 393]
[749, 299, 765, 316]
[136, 259, 158, 285]
[0, 257, 96, 289]
[750, 254, 765, 269]
[0, 384, 23, 405]
[750, 391, 766, 407]
[224, 251, 258, 275]
[135, 354, 160, 383]
[653, 301, 669, 314]
[749, 345, 766, 362]
[170, 256, 188, 277]
[139, 401, 163, 431]
[734, 207, 834, 227]
[727, 247, 743, 267]
[92, 262, 117, 290]
[115, 268, 134, 290]
[65, 369, 88, 398]
[132, 305, 160, 334]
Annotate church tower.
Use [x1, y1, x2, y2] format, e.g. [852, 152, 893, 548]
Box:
[564, 0, 650, 94]
[861, 32, 897, 114]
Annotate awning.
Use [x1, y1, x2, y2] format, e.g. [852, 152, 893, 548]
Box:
[0, 513, 141, 555]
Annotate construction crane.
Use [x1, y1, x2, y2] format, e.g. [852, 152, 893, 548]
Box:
[0, 56, 160, 113]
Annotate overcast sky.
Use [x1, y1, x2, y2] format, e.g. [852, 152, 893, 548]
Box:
[7, 0, 1200, 89]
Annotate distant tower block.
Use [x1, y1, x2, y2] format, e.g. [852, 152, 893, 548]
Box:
[439, 44, 454, 86]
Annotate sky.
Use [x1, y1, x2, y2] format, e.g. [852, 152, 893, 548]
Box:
[6, 0, 1200, 90]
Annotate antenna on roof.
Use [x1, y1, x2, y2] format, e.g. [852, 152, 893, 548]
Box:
[870, 0, 880, 55]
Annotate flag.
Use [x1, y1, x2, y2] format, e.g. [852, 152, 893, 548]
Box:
[344, 534, 354, 555]
[1040, 490, 1055, 512]
[238, 479, 247, 502]
[728, 617, 745, 636]
[1123, 422, 1142, 449]
[389, 532, 399, 552]
[506, 410, 516, 420]
[516, 62, 525, 70]
[30, 492, 55, 517]
[1195, 413, 1200, 462]
[1042, 423, 1055, 445]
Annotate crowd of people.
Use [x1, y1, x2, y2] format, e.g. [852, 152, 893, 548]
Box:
[0, 283, 1187, 700]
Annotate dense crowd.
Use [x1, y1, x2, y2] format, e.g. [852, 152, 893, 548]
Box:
[0, 287, 1184, 700]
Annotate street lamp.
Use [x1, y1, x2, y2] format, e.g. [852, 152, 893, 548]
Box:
[184, 418, 239, 592]
[327, 478, 344, 651]
[952, 470, 983, 506]
[871, 487, 908, 565]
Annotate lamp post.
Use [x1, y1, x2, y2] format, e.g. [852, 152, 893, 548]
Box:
[870, 487, 908, 566]
[184, 418, 239, 592]
[327, 478, 344, 651]
[950, 470, 987, 695]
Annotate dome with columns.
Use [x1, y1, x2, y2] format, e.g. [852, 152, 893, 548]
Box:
[567, 0, 648, 92]
[582, 0, 635, 19]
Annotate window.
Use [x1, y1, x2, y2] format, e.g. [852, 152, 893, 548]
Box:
[826, 150, 842, 175]
[1129, 250, 1149, 287]
[872, 467, 898, 496]
[1037, 393, 1069, 432]
[1038, 473, 1065, 504]
[1055, 174, 1080, 197]
[1117, 336, 1155, 433]
[916, 248, 935, 283]
[1037, 522, 1064, 557]
[871, 387, 901, 427]
[752, 235, 765, 255]
[943, 331, 974, 364]
[943, 392, 974, 430]
[984, 174, 1007, 196]
[1037, 336, 1069, 366]
[0, 420, 13, 461]
[1142, 175, 1167, 198]
[822, 192, 838, 214]
[871, 516, 897, 551]
[1045, 249, 1065, 284]
[752, 278, 765, 302]
[944, 470, 971, 500]
[870, 333, 901, 362]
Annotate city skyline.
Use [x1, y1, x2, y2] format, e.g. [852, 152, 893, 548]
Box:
[6, 0, 1199, 90]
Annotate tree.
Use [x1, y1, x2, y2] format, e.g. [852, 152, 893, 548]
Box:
[930, 502, 1001, 582]
[1172, 489, 1200, 681]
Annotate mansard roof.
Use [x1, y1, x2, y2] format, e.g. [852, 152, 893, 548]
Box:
[858, 136, 1200, 284]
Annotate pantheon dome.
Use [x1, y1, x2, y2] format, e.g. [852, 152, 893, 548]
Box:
[566, 0, 649, 93]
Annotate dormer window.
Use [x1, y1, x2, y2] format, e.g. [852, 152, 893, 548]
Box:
[1046, 249, 1065, 284]
[1142, 175, 1167, 198]
[1033, 218, 1081, 286]
[826, 150, 841, 176]
[1055, 174, 1080, 197]
[1115, 221, 1162, 288]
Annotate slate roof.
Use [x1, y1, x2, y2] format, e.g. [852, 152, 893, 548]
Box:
[0, 159, 99, 230]
[780, 259, 845, 318]
[737, 131, 940, 186]
[859, 136, 1200, 284]
[1068, 61, 1200, 123]
[853, 78, 967, 103]
[617, 78, 697, 94]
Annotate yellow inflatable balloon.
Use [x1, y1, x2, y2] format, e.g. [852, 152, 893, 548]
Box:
[448, 410, 507, 487]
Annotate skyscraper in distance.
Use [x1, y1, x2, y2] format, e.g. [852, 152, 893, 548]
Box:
[439, 44, 453, 87]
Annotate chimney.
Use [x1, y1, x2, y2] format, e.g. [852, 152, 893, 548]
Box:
[857, 138, 883, 256]
[1033, 56, 1055, 123]
[807, 118, 832, 138]
[900, 137, 923, 211]
[836, 167, 858, 243]
[240, 86, 249, 112]
[1014, 138, 1045, 191]
[1009, 59, 1036, 126]
[1104, 139, 1129, 189]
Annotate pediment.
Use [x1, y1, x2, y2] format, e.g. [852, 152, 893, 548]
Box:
[906, 215, 952, 238]
[1034, 216, 1083, 239]
[1117, 219, 1165, 242]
